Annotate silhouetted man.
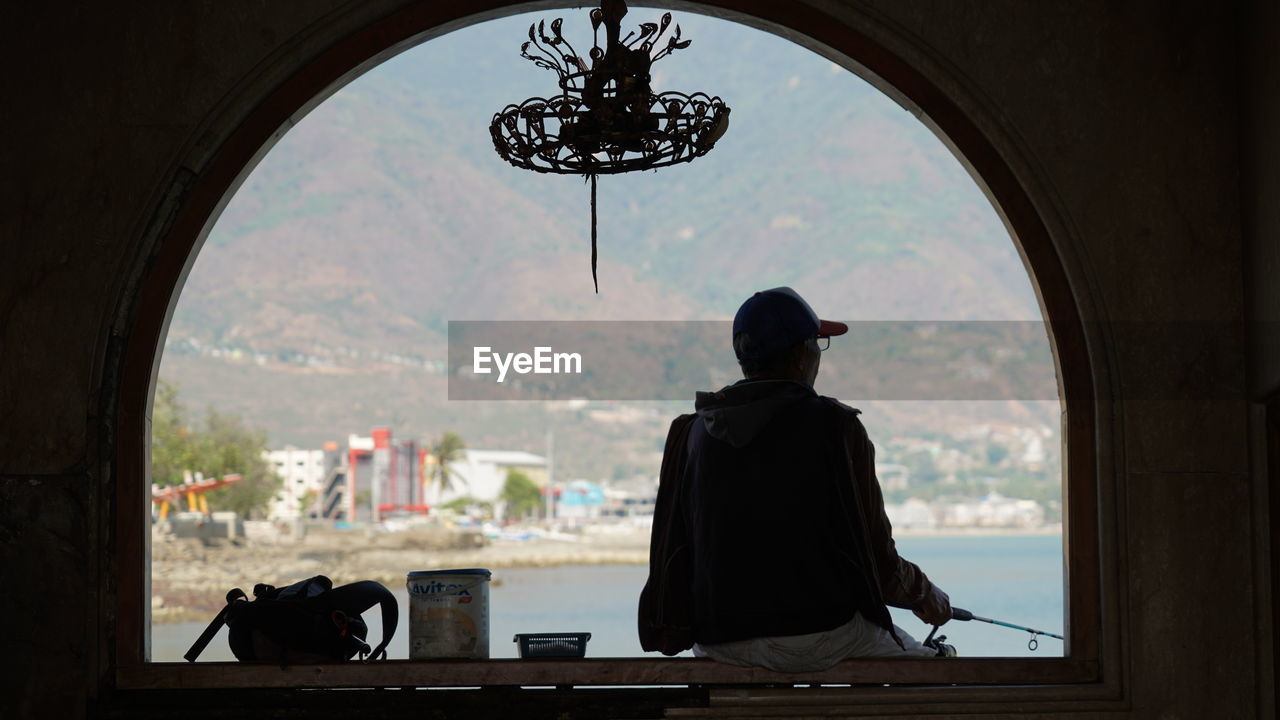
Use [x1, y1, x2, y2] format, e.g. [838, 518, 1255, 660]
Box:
[639, 287, 951, 671]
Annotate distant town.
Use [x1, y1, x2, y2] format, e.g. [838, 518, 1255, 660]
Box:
[159, 331, 1063, 539]
[156, 419, 1060, 538]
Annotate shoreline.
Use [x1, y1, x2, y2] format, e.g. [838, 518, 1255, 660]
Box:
[149, 527, 1059, 624]
[894, 524, 1062, 538]
[150, 534, 651, 624]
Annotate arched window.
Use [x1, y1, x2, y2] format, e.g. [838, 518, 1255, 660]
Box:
[114, 0, 1101, 705]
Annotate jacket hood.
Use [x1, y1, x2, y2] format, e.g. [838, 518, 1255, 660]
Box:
[694, 379, 817, 448]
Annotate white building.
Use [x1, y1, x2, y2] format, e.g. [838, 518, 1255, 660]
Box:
[265, 447, 327, 520]
[434, 449, 548, 505]
[603, 477, 659, 523]
[940, 492, 1046, 528]
[1021, 430, 1047, 467]
[886, 498, 936, 530]
[554, 479, 607, 522]
[877, 463, 910, 490]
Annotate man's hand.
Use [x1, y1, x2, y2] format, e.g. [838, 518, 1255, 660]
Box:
[912, 584, 952, 626]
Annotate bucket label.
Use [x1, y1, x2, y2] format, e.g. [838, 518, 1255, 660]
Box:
[410, 579, 476, 595]
[407, 573, 490, 660]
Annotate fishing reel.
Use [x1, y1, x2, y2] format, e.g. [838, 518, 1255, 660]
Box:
[922, 625, 957, 658]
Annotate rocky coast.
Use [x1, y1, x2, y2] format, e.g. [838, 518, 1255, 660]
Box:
[149, 520, 1059, 624]
[150, 523, 650, 623]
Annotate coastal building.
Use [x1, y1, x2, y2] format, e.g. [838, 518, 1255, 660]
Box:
[264, 446, 329, 520]
[435, 449, 548, 505]
[941, 493, 1045, 529]
[554, 479, 607, 523]
[340, 429, 424, 522]
[876, 462, 910, 490]
[603, 476, 659, 524]
[1020, 428, 1048, 469]
[885, 498, 936, 530]
[306, 431, 547, 522]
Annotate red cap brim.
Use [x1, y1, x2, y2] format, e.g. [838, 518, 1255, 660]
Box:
[817, 319, 848, 337]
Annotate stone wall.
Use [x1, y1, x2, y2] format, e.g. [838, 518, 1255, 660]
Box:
[1246, 0, 1280, 398]
[0, 2, 1269, 717]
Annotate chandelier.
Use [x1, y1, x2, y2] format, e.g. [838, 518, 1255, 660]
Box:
[490, 0, 730, 292]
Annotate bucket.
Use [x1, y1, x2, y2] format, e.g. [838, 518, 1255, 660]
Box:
[406, 568, 492, 659]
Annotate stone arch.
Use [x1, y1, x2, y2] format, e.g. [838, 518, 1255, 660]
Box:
[110, 0, 1103, 676]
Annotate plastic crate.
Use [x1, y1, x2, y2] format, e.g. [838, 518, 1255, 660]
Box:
[513, 632, 592, 658]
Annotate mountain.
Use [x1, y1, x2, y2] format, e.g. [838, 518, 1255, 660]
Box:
[160, 10, 1057, 480]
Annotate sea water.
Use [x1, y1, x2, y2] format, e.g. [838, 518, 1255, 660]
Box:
[151, 534, 1063, 661]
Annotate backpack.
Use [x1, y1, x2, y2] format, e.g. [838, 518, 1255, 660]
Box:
[184, 575, 398, 664]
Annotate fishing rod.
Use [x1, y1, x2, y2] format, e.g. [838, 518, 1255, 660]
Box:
[949, 606, 1064, 651]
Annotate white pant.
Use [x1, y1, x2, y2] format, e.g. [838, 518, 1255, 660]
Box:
[693, 613, 938, 672]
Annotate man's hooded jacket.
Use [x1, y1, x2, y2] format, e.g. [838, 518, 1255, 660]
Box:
[638, 379, 939, 654]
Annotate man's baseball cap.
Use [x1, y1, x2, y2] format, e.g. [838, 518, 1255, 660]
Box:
[732, 287, 848, 361]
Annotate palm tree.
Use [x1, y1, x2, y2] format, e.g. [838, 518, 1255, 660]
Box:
[425, 431, 467, 501]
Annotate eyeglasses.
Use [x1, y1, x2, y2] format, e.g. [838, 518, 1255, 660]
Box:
[816, 336, 830, 352]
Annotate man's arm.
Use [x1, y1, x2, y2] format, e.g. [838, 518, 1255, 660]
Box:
[846, 417, 951, 625]
[637, 414, 698, 654]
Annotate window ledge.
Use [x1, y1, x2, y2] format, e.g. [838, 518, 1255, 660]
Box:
[119, 657, 1098, 690]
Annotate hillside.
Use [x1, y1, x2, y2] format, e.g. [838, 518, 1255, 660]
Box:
[159, 10, 1058, 480]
